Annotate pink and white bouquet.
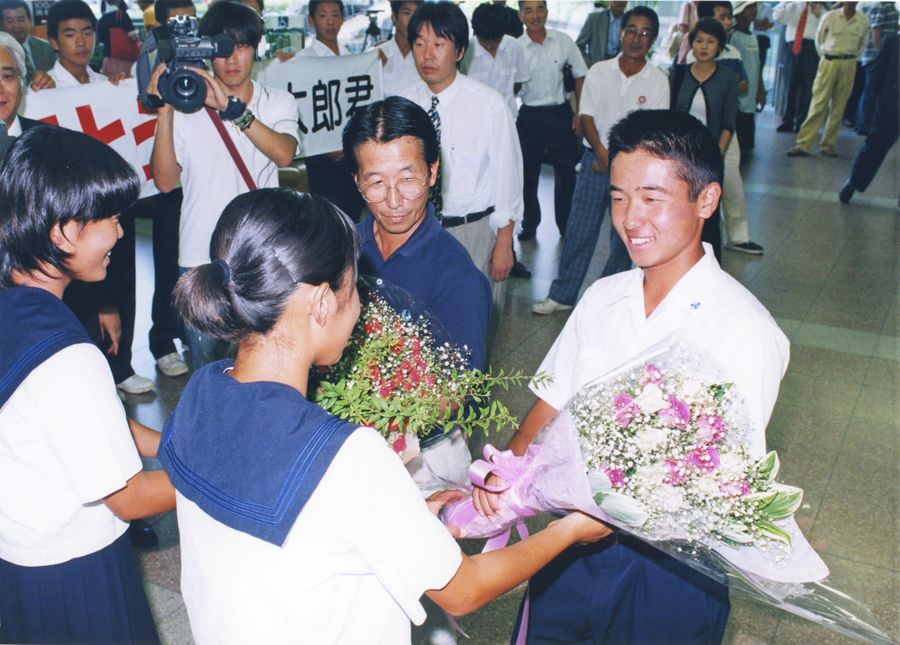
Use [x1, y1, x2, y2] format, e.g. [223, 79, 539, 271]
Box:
[440, 339, 891, 643]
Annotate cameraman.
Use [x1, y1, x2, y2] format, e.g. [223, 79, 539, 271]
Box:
[148, 1, 299, 370]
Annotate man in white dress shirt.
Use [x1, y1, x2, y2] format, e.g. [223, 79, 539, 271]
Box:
[400, 2, 521, 292]
[45, 0, 109, 87]
[297, 0, 366, 220]
[378, 1, 420, 96]
[773, 1, 824, 132]
[461, 2, 530, 118]
[516, 0, 588, 241]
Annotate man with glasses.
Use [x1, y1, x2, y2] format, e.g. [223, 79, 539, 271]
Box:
[533, 6, 668, 314]
[343, 95, 491, 495]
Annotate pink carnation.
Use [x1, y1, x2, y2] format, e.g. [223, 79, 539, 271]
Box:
[604, 466, 626, 488]
[658, 396, 691, 428]
[696, 415, 726, 443]
[720, 479, 751, 497]
[687, 445, 720, 472]
[640, 363, 664, 386]
[614, 392, 640, 426]
[664, 458, 688, 486]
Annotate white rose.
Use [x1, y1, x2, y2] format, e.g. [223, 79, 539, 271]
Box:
[718, 452, 746, 479]
[635, 383, 667, 414]
[635, 463, 666, 488]
[654, 485, 686, 513]
[692, 475, 720, 497]
[634, 427, 669, 453]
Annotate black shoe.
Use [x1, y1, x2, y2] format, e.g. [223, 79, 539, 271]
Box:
[517, 229, 536, 241]
[839, 181, 855, 204]
[128, 519, 159, 550]
[510, 261, 532, 279]
[776, 122, 795, 133]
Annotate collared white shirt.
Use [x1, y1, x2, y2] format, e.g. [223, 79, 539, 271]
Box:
[7, 115, 22, 137]
[462, 35, 531, 117]
[773, 2, 821, 43]
[532, 245, 789, 458]
[400, 73, 523, 228]
[517, 28, 588, 106]
[579, 54, 669, 150]
[46, 59, 107, 87]
[299, 37, 351, 57]
[815, 8, 870, 58]
[378, 38, 420, 97]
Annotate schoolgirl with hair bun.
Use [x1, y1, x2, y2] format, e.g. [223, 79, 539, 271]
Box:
[160, 187, 611, 644]
[0, 126, 175, 644]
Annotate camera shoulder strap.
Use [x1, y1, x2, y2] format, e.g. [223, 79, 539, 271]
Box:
[205, 107, 257, 191]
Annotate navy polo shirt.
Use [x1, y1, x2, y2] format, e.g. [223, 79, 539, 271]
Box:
[357, 204, 492, 370]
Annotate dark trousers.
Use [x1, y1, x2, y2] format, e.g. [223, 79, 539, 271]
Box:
[735, 110, 756, 152]
[517, 103, 578, 236]
[843, 61, 866, 127]
[850, 38, 898, 192]
[855, 59, 881, 135]
[305, 153, 366, 222]
[782, 39, 819, 128]
[132, 189, 183, 359]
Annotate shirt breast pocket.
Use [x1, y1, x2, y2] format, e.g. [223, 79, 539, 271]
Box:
[447, 148, 487, 196]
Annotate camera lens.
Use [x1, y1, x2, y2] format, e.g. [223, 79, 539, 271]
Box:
[174, 74, 199, 100]
[162, 67, 207, 113]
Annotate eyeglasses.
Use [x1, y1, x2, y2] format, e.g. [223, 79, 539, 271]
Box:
[0, 71, 20, 83]
[623, 26, 654, 40]
[357, 177, 429, 203]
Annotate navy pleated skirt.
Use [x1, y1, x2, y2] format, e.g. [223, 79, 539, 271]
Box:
[0, 531, 159, 644]
[513, 535, 730, 645]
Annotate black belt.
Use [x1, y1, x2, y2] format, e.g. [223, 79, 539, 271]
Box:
[441, 206, 494, 229]
[520, 103, 569, 111]
[824, 54, 856, 61]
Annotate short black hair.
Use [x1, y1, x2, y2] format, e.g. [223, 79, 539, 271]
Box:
[471, 3, 506, 42]
[308, 0, 343, 15]
[199, 0, 263, 48]
[408, 1, 468, 55]
[155, 0, 195, 24]
[608, 110, 723, 201]
[0, 127, 140, 288]
[697, 1, 733, 19]
[689, 17, 727, 53]
[0, 0, 30, 19]
[390, 0, 418, 15]
[622, 5, 659, 38]
[175, 189, 360, 342]
[342, 96, 439, 175]
[47, 0, 97, 40]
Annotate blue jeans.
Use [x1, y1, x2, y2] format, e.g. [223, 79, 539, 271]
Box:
[548, 148, 631, 306]
[178, 266, 229, 371]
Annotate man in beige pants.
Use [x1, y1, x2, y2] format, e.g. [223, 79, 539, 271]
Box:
[788, 2, 869, 157]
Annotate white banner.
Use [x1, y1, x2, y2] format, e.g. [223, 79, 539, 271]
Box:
[21, 78, 159, 197]
[258, 50, 383, 157]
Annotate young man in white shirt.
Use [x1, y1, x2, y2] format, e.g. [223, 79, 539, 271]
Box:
[148, 1, 299, 370]
[534, 7, 668, 315]
[45, 0, 111, 87]
[378, 1, 420, 96]
[477, 109, 789, 644]
[400, 2, 521, 292]
[516, 0, 588, 241]
[461, 2, 530, 118]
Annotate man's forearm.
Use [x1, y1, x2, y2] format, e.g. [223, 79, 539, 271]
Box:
[150, 112, 181, 192]
[245, 121, 298, 167]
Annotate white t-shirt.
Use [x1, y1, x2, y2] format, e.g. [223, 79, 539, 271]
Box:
[532, 245, 789, 458]
[378, 38, 420, 97]
[299, 37, 351, 57]
[46, 59, 107, 87]
[401, 73, 523, 228]
[579, 55, 670, 149]
[173, 80, 299, 267]
[462, 35, 531, 117]
[0, 344, 142, 566]
[517, 28, 588, 106]
[177, 427, 462, 645]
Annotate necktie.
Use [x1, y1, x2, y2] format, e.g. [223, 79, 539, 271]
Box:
[427, 95, 443, 217]
[792, 5, 809, 56]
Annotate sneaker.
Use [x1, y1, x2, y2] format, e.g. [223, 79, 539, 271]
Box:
[786, 147, 809, 157]
[116, 373, 154, 395]
[839, 181, 855, 204]
[727, 241, 764, 255]
[820, 148, 838, 157]
[532, 298, 573, 315]
[156, 352, 189, 377]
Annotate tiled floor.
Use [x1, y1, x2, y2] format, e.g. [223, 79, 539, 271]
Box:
[124, 108, 898, 644]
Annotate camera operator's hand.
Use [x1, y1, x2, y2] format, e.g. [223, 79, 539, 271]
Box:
[146, 63, 174, 116]
[192, 67, 230, 112]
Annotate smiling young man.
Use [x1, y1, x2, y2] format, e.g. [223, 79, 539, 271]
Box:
[477, 109, 789, 643]
[149, 1, 299, 370]
[533, 6, 668, 315]
[400, 1, 522, 297]
[343, 96, 491, 495]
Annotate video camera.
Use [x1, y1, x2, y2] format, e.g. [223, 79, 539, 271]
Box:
[137, 16, 234, 113]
